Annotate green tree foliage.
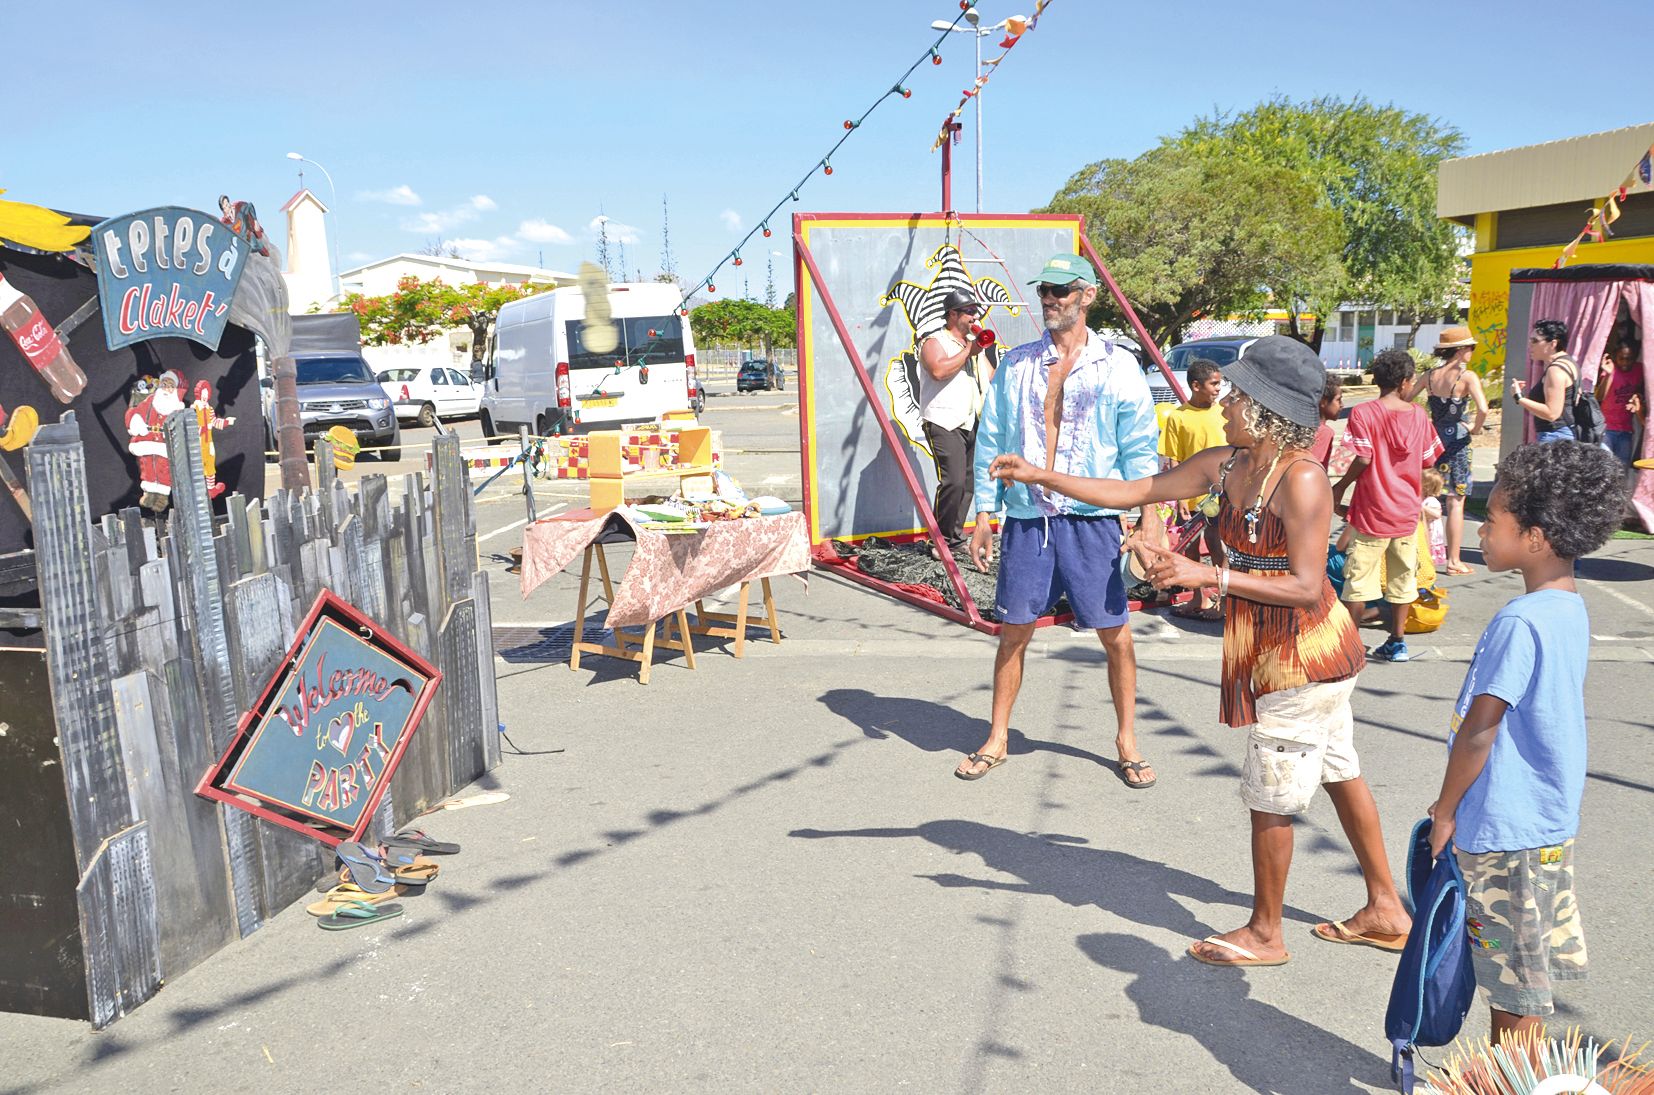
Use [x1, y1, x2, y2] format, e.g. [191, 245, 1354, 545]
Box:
[689, 298, 796, 349]
[1177, 96, 1467, 343]
[339, 277, 556, 361]
[1042, 145, 1343, 347]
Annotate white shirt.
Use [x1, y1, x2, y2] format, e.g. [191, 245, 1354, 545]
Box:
[918, 329, 980, 432]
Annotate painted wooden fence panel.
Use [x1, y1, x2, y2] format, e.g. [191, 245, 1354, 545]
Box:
[1, 412, 499, 1027]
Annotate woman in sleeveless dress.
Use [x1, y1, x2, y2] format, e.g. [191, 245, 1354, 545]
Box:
[1425, 327, 1488, 574]
[1511, 319, 1579, 443]
[989, 336, 1410, 968]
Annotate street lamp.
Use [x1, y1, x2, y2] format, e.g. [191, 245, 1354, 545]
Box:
[931, 12, 997, 213]
[286, 151, 342, 298]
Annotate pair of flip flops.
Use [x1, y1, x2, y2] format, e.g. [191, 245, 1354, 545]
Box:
[334, 841, 400, 894]
[317, 899, 404, 930]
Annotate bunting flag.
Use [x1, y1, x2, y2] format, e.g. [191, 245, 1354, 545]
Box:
[675, 6, 983, 307]
[931, 1, 1056, 151]
[1552, 140, 1654, 268]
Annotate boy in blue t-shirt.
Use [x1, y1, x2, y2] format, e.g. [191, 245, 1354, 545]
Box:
[1426, 441, 1629, 1047]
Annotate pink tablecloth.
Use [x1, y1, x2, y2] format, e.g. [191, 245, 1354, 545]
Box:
[519, 509, 809, 628]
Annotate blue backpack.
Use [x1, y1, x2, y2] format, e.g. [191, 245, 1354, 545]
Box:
[1384, 818, 1477, 1093]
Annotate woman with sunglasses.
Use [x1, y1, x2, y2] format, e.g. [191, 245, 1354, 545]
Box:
[989, 336, 1410, 968]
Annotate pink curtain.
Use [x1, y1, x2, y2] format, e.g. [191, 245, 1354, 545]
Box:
[1630, 281, 1654, 533]
[1522, 277, 1652, 531]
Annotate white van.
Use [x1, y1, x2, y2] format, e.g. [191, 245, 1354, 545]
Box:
[481, 282, 699, 440]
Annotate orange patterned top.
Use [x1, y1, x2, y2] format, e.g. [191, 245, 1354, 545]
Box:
[1216, 458, 1365, 727]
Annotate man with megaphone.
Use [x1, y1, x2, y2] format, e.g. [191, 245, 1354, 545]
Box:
[918, 287, 994, 557]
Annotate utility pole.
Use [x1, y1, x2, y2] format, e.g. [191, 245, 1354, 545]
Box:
[765, 256, 776, 308]
[596, 208, 614, 281]
[618, 239, 629, 285]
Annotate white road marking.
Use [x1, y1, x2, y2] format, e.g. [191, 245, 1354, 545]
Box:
[478, 502, 565, 543]
[1588, 581, 1654, 619]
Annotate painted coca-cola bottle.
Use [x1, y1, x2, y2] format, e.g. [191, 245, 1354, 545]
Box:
[0, 271, 87, 404]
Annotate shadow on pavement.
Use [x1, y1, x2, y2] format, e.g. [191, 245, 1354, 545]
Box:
[789, 819, 1319, 939]
[1076, 931, 1388, 1094]
[817, 688, 1115, 769]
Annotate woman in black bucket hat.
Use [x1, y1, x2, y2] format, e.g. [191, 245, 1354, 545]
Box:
[988, 336, 1411, 967]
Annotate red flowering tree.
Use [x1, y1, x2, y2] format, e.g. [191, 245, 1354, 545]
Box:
[338, 277, 557, 360]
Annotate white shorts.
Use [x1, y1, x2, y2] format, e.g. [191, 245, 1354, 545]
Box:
[1239, 677, 1361, 815]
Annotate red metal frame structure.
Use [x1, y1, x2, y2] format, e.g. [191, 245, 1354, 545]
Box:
[195, 589, 442, 848]
[793, 210, 1187, 635]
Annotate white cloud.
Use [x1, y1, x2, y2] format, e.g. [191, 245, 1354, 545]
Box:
[518, 219, 573, 244]
[470, 194, 497, 211]
[346, 250, 374, 262]
[357, 184, 422, 206]
[720, 209, 743, 232]
[770, 250, 786, 258]
[446, 235, 520, 262]
[587, 215, 640, 245]
[402, 204, 481, 234]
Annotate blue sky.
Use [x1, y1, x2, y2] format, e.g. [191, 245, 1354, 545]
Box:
[10, 0, 1651, 304]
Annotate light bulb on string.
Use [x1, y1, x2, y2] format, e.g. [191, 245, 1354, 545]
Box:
[896, 85, 912, 99]
[733, 254, 743, 266]
[791, 191, 800, 202]
[762, 223, 772, 238]
[931, 48, 942, 65]
[708, 282, 716, 293]
[823, 160, 833, 176]
[843, 119, 856, 130]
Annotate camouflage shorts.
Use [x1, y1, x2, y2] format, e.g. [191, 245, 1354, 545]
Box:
[1456, 840, 1588, 1016]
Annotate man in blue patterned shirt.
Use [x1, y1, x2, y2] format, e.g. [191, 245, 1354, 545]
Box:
[953, 254, 1163, 787]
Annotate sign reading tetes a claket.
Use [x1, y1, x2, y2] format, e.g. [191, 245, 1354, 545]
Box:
[91, 206, 248, 352]
[196, 590, 441, 846]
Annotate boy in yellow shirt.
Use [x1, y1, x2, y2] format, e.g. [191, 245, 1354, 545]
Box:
[1159, 358, 1227, 618]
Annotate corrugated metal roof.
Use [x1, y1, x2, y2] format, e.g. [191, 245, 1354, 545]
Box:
[1437, 122, 1654, 219]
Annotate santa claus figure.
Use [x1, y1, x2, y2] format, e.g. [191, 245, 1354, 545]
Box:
[125, 369, 185, 512]
[191, 380, 235, 499]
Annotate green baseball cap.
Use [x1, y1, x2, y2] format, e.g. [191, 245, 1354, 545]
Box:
[1028, 253, 1097, 287]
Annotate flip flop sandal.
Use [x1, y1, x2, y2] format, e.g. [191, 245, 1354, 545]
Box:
[317, 899, 404, 931]
[307, 884, 409, 916]
[954, 752, 1008, 781]
[385, 829, 461, 856]
[1116, 760, 1157, 789]
[394, 861, 440, 884]
[334, 841, 397, 894]
[1187, 936, 1291, 967]
[1311, 920, 1408, 952]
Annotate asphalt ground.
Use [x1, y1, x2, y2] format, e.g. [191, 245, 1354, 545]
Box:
[3, 380, 1651, 1093]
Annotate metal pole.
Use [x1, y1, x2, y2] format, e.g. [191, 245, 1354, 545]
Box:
[975, 30, 984, 213]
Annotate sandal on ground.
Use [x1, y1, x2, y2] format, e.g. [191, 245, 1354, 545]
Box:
[317, 899, 404, 930]
[954, 752, 1008, 781]
[1444, 561, 1475, 575]
[384, 829, 461, 856]
[1188, 936, 1290, 967]
[1311, 920, 1408, 952]
[1116, 760, 1157, 789]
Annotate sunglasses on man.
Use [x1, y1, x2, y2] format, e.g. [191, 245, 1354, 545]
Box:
[1037, 282, 1084, 299]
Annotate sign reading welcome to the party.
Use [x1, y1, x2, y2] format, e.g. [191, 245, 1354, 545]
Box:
[91, 206, 249, 351]
[197, 591, 440, 846]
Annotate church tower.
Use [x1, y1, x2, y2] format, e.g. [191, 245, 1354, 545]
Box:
[281, 188, 334, 313]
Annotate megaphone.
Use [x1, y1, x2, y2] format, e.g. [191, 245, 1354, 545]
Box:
[970, 323, 996, 348]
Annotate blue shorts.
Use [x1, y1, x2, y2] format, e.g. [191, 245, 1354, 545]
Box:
[995, 514, 1129, 629]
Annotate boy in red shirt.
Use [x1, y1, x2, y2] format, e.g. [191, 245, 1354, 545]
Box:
[1332, 349, 1443, 662]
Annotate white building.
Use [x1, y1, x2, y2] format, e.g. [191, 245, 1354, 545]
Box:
[338, 254, 572, 298]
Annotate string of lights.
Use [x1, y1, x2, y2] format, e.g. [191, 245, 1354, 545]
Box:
[675, 1, 984, 315]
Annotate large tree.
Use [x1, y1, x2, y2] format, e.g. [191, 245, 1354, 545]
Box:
[690, 298, 796, 350]
[1042, 145, 1343, 347]
[337, 276, 556, 361]
[1176, 96, 1467, 345]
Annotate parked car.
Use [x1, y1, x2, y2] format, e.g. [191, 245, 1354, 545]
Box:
[1152, 336, 1256, 406]
[482, 281, 699, 439]
[264, 315, 400, 462]
[737, 359, 785, 393]
[377, 366, 484, 427]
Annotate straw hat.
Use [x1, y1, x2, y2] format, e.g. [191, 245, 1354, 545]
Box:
[1434, 326, 1476, 350]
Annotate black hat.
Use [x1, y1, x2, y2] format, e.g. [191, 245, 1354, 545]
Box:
[1221, 336, 1324, 428]
[939, 288, 980, 314]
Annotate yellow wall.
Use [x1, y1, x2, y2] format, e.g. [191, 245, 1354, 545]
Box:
[1468, 234, 1654, 379]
